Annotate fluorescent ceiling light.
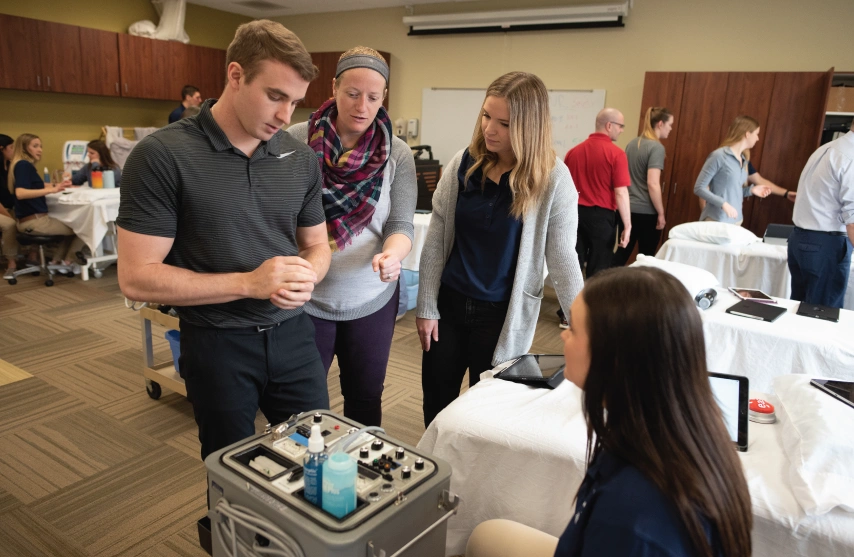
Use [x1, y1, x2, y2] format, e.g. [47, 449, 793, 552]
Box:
[403, 2, 630, 35]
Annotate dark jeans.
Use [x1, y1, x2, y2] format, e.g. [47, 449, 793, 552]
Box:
[614, 212, 662, 266]
[180, 312, 330, 461]
[788, 226, 852, 308]
[310, 283, 400, 427]
[577, 205, 617, 279]
[422, 284, 509, 427]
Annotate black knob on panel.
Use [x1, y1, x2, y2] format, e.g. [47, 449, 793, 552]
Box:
[401, 466, 411, 479]
[371, 439, 384, 451]
[414, 457, 425, 470]
[395, 447, 405, 459]
[312, 412, 322, 423]
[359, 447, 369, 459]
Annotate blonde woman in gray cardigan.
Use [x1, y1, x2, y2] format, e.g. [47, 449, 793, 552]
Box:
[416, 72, 584, 426]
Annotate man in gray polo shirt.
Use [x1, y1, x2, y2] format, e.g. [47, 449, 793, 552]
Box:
[117, 21, 331, 460]
[788, 130, 854, 308]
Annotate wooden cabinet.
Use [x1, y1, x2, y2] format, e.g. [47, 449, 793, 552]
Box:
[303, 50, 392, 109]
[118, 34, 172, 100]
[181, 43, 226, 102]
[79, 27, 121, 97]
[37, 20, 84, 94]
[0, 14, 83, 93]
[0, 14, 41, 91]
[639, 70, 833, 239]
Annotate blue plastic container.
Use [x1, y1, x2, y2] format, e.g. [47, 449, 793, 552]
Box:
[402, 270, 419, 311]
[164, 329, 181, 373]
[322, 452, 357, 518]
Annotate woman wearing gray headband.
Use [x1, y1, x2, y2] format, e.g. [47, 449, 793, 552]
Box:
[287, 46, 416, 427]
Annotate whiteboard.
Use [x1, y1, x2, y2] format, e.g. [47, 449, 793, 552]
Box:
[420, 88, 606, 169]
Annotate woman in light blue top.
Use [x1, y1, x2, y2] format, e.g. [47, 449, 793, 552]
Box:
[694, 115, 771, 224]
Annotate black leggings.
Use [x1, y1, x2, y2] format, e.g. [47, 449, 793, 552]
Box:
[614, 212, 662, 266]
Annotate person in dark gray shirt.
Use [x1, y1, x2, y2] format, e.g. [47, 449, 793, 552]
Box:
[117, 21, 332, 460]
[614, 107, 673, 266]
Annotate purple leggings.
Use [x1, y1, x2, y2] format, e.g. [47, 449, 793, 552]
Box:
[309, 283, 399, 426]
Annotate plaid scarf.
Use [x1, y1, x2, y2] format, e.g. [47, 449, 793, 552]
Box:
[308, 98, 393, 251]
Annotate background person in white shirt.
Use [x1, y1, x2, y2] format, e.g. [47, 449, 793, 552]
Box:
[788, 130, 854, 308]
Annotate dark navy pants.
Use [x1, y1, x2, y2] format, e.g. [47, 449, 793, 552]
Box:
[421, 284, 509, 427]
[310, 283, 400, 428]
[180, 312, 330, 461]
[788, 226, 852, 308]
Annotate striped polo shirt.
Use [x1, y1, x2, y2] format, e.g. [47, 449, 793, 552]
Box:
[117, 100, 326, 328]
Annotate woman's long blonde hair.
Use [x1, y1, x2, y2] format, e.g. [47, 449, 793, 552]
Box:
[466, 72, 555, 219]
[7, 133, 40, 194]
[719, 115, 759, 163]
[640, 106, 673, 141]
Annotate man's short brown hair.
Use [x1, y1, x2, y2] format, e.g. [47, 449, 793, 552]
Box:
[226, 20, 318, 84]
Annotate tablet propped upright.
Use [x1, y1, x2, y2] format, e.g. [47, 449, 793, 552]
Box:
[709, 372, 749, 452]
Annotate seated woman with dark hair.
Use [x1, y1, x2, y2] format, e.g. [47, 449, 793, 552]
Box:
[467, 266, 752, 557]
[71, 140, 122, 188]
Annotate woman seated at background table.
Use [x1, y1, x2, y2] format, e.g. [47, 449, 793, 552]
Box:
[286, 46, 416, 427]
[71, 140, 122, 188]
[9, 133, 85, 270]
[416, 71, 584, 427]
[466, 266, 752, 557]
[694, 115, 772, 225]
[1, 133, 19, 279]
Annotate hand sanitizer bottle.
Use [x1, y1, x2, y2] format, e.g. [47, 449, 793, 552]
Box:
[302, 424, 326, 507]
[322, 452, 357, 518]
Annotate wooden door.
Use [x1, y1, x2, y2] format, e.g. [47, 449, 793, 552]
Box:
[0, 15, 43, 91]
[719, 72, 776, 229]
[637, 72, 686, 213]
[37, 20, 83, 94]
[663, 72, 730, 239]
[746, 70, 834, 236]
[79, 28, 120, 97]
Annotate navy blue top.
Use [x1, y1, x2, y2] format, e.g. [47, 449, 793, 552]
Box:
[555, 450, 723, 557]
[13, 160, 48, 219]
[168, 104, 185, 124]
[748, 161, 757, 176]
[440, 150, 522, 302]
[0, 162, 14, 209]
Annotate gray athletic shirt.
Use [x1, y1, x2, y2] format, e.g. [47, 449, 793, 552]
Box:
[286, 122, 417, 321]
[625, 137, 665, 215]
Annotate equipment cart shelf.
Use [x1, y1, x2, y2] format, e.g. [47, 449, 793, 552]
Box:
[139, 305, 186, 400]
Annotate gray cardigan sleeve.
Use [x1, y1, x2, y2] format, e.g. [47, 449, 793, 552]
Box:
[416, 150, 464, 320]
[544, 162, 585, 316]
[694, 151, 726, 208]
[383, 136, 416, 244]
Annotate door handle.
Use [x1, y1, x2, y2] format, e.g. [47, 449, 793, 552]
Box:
[37, 75, 41, 87]
[47, 76, 51, 88]
[115, 82, 119, 93]
[124, 83, 128, 93]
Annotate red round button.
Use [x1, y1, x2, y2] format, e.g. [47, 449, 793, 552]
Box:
[749, 398, 774, 414]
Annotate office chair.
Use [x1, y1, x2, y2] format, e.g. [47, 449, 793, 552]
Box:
[7, 233, 73, 286]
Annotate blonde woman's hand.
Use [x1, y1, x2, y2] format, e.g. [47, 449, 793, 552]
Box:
[372, 251, 401, 283]
[721, 202, 738, 219]
[752, 185, 772, 198]
[416, 317, 439, 352]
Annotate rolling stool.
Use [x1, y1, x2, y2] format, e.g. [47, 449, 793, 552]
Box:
[8, 233, 72, 286]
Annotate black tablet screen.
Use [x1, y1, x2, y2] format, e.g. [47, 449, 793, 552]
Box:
[500, 355, 565, 380]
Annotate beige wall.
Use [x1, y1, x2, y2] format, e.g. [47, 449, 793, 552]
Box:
[0, 1, 250, 172]
[276, 0, 854, 155]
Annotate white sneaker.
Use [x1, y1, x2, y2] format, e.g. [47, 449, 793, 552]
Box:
[3, 269, 14, 280]
[70, 262, 81, 275]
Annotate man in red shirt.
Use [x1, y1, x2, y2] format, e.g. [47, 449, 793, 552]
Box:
[565, 108, 632, 279]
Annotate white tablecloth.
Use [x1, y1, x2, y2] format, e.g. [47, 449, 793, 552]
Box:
[656, 238, 854, 311]
[45, 187, 120, 253]
[702, 290, 854, 392]
[418, 377, 854, 557]
[401, 212, 432, 272]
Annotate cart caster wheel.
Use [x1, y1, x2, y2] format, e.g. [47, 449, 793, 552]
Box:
[7, 278, 16, 285]
[33, 271, 39, 276]
[146, 381, 162, 400]
[45, 279, 54, 287]
[93, 269, 103, 279]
